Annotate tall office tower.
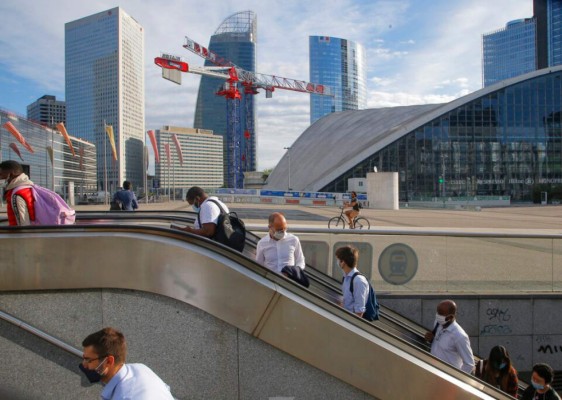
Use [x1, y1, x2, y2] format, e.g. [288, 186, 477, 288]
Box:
[26, 95, 66, 128]
[65, 7, 145, 192]
[154, 126, 224, 192]
[534, 0, 562, 68]
[482, 19, 537, 87]
[193, 11, 257, 184]
[309, 36, 367, 124]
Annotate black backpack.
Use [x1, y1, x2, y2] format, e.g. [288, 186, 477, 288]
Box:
[343, 272, 379, 321]
[198, 199, 246, 252]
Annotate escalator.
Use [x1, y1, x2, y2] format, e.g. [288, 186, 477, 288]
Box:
[0, 222, 511, 399]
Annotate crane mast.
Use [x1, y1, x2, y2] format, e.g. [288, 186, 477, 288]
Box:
[155, 38, 332, 189]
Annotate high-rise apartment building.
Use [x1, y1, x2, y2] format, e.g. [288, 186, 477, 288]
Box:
[26, 95, 66, 128]
[154, 126, 223, 191]
[309, 36, 367, 124]
[482, 19, 537, 87]
[65, 7, 144, 192]
[193, 11, 257, 183]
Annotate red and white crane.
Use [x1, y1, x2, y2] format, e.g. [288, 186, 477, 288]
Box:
[154, 37, 332, 188]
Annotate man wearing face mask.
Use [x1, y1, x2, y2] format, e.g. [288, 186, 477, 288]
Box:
[521, 363, 561, 400]
[80, 327, 174, 399]
[256, 212, 305, 274]
[178, 186, 229, 238]
[424, 300, 475, 373]
[0, 160, 35, 226]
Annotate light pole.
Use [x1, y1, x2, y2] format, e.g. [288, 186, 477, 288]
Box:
[284, 146, 291, 191]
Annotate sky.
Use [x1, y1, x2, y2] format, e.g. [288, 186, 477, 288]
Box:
[0, 0, 533, 171]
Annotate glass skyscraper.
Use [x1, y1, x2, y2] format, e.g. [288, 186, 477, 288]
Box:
[482, 19, 537, 87]
[65, 7, 145, 192]
[547, 0, 562, 66]
[309, 36, 367, 124]
[193, 11, 257, 181]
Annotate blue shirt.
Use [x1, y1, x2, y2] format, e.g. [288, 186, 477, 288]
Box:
[341, 268, 369, 314]
[101, 363, 173, 400]
[113, 190, 138, 211]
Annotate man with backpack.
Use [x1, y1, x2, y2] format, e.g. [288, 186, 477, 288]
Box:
[113, 180, 138, 211]
[336, 245, 379, 321]
[1, 160, 35, 226]
[180, 186, 228, 237]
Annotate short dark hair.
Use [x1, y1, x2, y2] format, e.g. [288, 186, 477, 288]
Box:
[82, 327, 127, 364]
[186, 186, 206, 202]
[0, 160, 23, 175]
[533, 363, 554, 384]
[123, 181, 132, 190]
[335, 245, 359, 268]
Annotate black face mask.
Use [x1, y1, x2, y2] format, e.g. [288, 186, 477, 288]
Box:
[79, 358, 107, 383]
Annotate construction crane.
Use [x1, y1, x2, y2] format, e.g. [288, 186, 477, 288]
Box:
[154, 40, 333, 189]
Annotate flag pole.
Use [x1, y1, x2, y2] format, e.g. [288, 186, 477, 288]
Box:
[104, 120, 108, 206]
[51, 117, 55, 192]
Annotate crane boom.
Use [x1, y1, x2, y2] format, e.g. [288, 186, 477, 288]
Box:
[183, 36, 332, 97]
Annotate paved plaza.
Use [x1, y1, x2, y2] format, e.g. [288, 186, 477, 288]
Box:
[64, 201, 562, 232]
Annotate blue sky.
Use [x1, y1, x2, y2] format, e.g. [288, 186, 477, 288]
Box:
[0, 0, 532, 170]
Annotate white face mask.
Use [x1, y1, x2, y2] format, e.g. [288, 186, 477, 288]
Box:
[435, 314, 448, 326]
[272, 230, 286, 240]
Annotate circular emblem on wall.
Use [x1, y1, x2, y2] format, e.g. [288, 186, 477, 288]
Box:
[378, 243, 418, 285]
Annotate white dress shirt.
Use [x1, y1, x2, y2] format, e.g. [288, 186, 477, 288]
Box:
[430, 320, 475, 373]
[101, 363, 174, 400]
[256, 232, 305, 273]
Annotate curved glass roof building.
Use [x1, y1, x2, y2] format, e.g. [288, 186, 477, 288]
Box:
[266, 66, 562, 202]
[309, 36, 367, 124]
[193, 11, 257, 180]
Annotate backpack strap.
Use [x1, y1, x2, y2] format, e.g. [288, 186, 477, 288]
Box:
[197, 198, 224, 233]
[349, 271, 361, 294]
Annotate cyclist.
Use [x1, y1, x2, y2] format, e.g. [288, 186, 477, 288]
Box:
[343, 191, 360, 229]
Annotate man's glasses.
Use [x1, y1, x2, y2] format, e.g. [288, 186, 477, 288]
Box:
[82, 355, 106, 363]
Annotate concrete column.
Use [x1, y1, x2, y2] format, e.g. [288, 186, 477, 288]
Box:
[366, 172, 398, 210]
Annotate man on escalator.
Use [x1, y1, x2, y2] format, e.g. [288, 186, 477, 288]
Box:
[424, 300, 475, 374]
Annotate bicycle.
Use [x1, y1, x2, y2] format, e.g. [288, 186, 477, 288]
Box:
[328, 207, 370, 229]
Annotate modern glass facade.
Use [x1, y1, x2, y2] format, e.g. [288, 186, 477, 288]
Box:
[320, 68, 562, 202]
[309, 36, 367, 124]
[65, 7, 145, 193]
[548, 0, 562, 66]
[193, 11, 257, 180]
[1, 110, 97, 198]
[482, 19, 537, 87]
[154, 126, 223, 191]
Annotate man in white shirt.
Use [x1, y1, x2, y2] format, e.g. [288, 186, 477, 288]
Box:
[256, 212, 305, 274]
[424, 300, 475, 374]
[179, 186, 229, 238]
[80, 327, 174, 400]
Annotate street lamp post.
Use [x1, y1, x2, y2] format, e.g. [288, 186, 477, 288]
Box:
[284, 146, 291, 191]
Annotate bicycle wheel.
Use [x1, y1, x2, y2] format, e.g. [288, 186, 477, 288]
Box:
[354, 217, 370, 230]
[328, 217, 346, 229]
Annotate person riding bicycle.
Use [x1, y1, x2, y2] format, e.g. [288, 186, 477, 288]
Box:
[344, 191, 360, 229]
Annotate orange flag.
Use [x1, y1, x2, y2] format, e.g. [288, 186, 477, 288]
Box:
[9, 143, 24, 161]
[147, 130, 159, 163]
[3, 121, 34, 153]
[105, 125, 118, 161]
[172, 134, 183, 166]
[56, 122, 76, 156]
